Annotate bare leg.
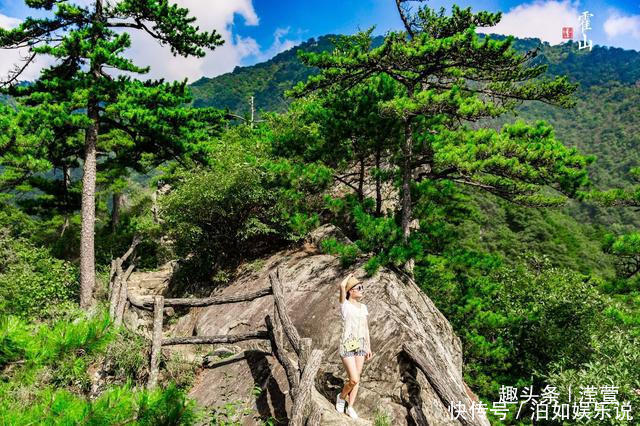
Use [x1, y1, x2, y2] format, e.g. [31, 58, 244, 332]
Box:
[348, 355, 365, 406]
[340, 355, 359, 400]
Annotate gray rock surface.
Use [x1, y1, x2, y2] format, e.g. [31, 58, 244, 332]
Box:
[123, 260, 175, 338]
[158, 224, 489, 425]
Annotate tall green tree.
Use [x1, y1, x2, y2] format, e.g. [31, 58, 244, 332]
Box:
[288, 3, 592, 275]
[0, 0, 224, 308]
[270, 74, 402, 216]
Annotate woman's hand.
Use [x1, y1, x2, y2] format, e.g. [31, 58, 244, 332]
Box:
[365, 351, 373, 361]
[339, 272, 353, 288]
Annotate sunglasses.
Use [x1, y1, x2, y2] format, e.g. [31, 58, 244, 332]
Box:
[351, 285, 364, 292]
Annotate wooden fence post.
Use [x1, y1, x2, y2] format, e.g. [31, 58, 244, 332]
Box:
[267, 267, 325, 425]
[148, 295, 164, 389]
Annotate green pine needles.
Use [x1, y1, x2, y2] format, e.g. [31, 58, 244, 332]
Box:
[0, 0, 226, 309]
[283, 3, 594, 275]
[0, 312, 198, 425]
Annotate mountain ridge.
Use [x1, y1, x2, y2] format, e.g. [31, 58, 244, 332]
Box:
[187, 33, 640, 115]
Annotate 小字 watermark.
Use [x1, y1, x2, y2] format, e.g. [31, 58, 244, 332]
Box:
[578, 11, 594, 51]
[561, 11, 594, 51]
[448, 384, 634, 421]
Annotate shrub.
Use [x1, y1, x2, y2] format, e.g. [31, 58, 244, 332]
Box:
[101, 326, 149, 385]
[161, 160, 289, 282]
[0, 312, 199, 425]
[541, 330, 640, 426]
[1, 382, 199, 425]
[421, 253, 607, 399]
[0, 231, 78, 319]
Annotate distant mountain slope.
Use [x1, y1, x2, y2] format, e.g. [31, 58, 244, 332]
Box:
[189, 34, 640, 231]
[188, 34, 347, 113]
[188, 33, 640, 115]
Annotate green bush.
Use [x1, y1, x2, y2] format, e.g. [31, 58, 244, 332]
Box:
[101, 326, 150, 385]
[420, 253, 607, 398]
[0, 382, 199, 425]
[160, 143, 294, 283]
[0, 311, 112, 369]
[541, 330, 640, 426]
[0, 312, 197, 425]
[0, 315, 33, 368]
[162, 165, 283, 279]
[0, 231, 78, 319]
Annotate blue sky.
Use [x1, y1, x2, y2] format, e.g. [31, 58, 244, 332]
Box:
[0, 1, 639, 82]
[236, 0, 639, 66]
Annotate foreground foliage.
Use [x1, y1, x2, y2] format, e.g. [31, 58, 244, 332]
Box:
[0, 312, 198, 425]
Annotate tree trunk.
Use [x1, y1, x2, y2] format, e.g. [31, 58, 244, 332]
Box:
[111, 192, 123, 232]
[401, 119, 413, 244]
[79, 101, 99, 309]
[60, 216, 69, 238]
[357, 154, 365, 203]
[60, 164, 71, 237]
[79, 0, 102, 310]
[151, 188, 159, 224]
[375, 147, 382, 216]
[148, 295, 164, 389]
[250, 95, 255, 129]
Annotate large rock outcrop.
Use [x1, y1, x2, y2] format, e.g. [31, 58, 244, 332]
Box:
[155, 224, 489, 425]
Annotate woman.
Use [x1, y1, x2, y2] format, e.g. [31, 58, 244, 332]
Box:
[335, 272, 373, 419]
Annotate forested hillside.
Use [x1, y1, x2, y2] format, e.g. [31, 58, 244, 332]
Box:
[189, 34, 640, 114]
[191, 33, 640, 235]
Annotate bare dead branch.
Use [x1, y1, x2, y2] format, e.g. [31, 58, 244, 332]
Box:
[266, 314, 300, 396]
[269, 268, 302, 354]
[147, 295, 164, 389]
[0, 52, 36, 88]
[128, 286, 273, 309]
[162, 331, 269, 346]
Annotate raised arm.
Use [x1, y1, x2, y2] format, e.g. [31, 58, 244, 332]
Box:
[338, 272, 353, 304]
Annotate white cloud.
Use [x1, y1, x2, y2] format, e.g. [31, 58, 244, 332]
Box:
[118, 0, 261, 81]
[0, 13, 57, 83]
[604, 13, 640, 39]
[249, 26, 304, 63]
[0, 12, 21, 29]
[233, 34, 261, 59]
[477, 0, 581, 45]
[0, 1, 269, 83]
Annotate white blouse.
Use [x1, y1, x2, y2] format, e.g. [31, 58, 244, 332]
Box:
[339, 300, 370, 356]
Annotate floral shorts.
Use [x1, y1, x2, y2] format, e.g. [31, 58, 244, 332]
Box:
[341, 349, 367, 358]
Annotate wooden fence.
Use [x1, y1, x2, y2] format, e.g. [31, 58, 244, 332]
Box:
[108, 262, 324, 426]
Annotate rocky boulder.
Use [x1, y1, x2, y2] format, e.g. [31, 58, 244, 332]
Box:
[160, 225, 488, 425]
[124, 260, 176, 338]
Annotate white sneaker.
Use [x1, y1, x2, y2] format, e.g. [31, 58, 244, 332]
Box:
[335, 393, 346, 413]
[346, 406, 359, 419]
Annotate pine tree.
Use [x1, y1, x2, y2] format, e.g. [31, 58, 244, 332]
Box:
[270, 74, 402, 215]
[586, 167, 640, 279]
[288, 3, 593, 275]
[0, 0, 225, 308]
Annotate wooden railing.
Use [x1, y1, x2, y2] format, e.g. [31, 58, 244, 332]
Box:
[110, 262, 325, 426]
[140, 288, 274, 389]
